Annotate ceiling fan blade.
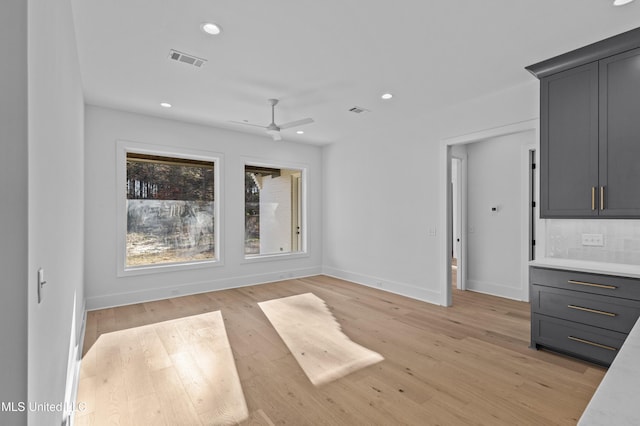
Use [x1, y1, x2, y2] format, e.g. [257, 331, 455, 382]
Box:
[228, 120, 267, 129]
[278, 117, 314, 130]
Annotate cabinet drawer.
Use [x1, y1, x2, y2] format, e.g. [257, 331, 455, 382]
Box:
[530, 267, 640, 301]
[532, 313, 626, 366]
[531, 284, 640, 334]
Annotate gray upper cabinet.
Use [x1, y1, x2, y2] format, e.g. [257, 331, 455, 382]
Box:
[541, 63, 599, 217]
[599, 48, 640, 217]
[527, 28, 640, 219]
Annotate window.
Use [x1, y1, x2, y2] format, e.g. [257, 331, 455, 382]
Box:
[125, 152, 217, 268]
[245, 164, 304, 257]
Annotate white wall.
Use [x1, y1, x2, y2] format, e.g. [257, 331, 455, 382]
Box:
[322, 119, 443, 302]
[84, 106, 323, 309]
[27, 0, 86, 425]
[0, 1, 28, 424]
[438, 82, 539, 141]
[465, 132, 532, 299]
[323, 81, 539, 305]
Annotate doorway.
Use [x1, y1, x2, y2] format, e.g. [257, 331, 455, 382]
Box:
[440, 120, 539, 307]
[451, 156, 465, 291]
[291, 173, 302, 252]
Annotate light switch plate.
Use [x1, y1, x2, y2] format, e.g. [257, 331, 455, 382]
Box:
[582, 233, 604, 247]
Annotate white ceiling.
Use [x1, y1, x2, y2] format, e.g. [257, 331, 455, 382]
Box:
[70, 0, 640, 145]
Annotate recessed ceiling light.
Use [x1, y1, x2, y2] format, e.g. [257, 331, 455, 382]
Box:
[160, 102, 172, 108]
[296, 130, 304, 134]
[381, 93, 393, 100]
[201, 22, 222, 35]
[613, 0, 634, 5]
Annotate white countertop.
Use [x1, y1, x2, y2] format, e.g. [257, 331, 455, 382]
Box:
[529, 258, 640, 279]
[578, 317, 640, 425]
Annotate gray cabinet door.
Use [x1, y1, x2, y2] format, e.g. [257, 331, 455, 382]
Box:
[541, 62, 599, 217]
[599, 48, 640, 217]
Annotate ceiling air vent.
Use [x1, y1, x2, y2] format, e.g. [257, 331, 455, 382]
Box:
[348, 106, 370, 114]
[168, 49, 207, 68]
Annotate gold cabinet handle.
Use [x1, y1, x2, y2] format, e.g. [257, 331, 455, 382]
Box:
[567, 280, 617, 290]
[568, 336, 617, 351]
[567, 304, 617, 317]
[591, 187, 596, 211]
[600, 186, 605, 210]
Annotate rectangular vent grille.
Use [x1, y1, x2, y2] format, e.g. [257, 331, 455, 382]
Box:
[348, 106, 370, 114]
[168, 49, 207, 68]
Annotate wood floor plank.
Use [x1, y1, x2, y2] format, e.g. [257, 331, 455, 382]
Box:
[241, 409, 275, 426]
[78, 275, 606, 425]
[138, 327, 172, 372]
[75, 375, 96, 420]
[119, 327, 156, 402]
[127, 393, 164, 426]
[150, 366, 202, 426]
[94, 338, 129, 425]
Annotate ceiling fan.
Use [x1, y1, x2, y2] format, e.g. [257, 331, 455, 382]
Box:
[231, 99, 314, 141]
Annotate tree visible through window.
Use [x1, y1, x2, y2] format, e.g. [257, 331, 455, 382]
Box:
[245, 164, 303, 256]
[126, 153, 216, 267]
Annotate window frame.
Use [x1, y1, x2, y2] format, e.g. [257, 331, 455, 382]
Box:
[116, 140, 223, 277]
[242, 158, 309, 262]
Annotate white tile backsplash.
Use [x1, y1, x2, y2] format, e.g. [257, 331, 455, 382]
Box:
[546, 219, 640, 265]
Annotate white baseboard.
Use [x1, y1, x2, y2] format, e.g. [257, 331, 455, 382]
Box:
[322, 266, 442, 306]
[466, 279, 526, 301]
[85, 266, 322, 310]
[63, 298, 85, 426]
[68, 306, 85, 426]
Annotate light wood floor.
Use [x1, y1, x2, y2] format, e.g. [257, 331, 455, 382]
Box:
[76, 275, 605, 425]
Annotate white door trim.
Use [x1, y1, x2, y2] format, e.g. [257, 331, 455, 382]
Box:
[520, 144, 537, 301]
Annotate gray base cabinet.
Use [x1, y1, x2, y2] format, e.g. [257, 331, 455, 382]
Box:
[530, 266, 640, 366]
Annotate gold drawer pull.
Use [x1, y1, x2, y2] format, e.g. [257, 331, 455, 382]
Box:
[568, 336, 617, 351]
[600, 186, 605, 210]
[567, 304, 617, 317]
[567, 280, 617, 290]
[591, 187, 596, 211]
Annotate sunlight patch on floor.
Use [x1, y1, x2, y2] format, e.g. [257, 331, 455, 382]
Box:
[258, 293, 384, 386]
[76, 311, 248, 425]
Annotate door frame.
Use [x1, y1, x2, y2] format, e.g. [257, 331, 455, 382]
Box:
[438, 119, 540, 306]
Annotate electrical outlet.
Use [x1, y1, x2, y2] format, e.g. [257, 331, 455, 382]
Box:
[582, 233, 604, 247]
